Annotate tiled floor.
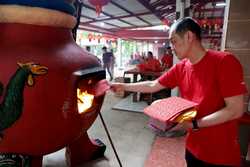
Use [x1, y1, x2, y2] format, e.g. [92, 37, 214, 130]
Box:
[43, 91, 155, 167]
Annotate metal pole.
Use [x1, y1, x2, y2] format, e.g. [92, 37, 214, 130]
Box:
[98, 112, 123, 167]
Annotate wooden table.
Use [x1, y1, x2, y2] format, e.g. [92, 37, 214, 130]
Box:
[124, 68, 162, 80]
[123, 68, 164, 103]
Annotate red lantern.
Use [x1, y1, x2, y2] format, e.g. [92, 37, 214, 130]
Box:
[162, 19, 170, 26]
[88, 0, 110, 16]
[201, 19, 207, 26]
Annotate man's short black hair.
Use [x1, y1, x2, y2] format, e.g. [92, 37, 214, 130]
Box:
[172, 17, 201, 40]
[102, 46, 107, 50]
[148, 51, 153, 56]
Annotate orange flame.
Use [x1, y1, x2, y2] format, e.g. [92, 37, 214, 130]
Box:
[77, 89, 94, 114]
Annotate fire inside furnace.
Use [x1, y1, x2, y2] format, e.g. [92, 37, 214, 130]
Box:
[77, 88, 94, 114]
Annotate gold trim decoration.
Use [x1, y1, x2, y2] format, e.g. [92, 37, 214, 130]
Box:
[0, 5, 76, 28]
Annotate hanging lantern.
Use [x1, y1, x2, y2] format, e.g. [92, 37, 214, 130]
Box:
[201, 19, 207, 28]
[88, 0, 110, 16]
[162, 19, 170, 26]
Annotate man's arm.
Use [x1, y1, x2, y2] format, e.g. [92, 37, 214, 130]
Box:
[173, 94, 245, 130]
[111, 80, 165, 94]
[198, 94, 245, 128]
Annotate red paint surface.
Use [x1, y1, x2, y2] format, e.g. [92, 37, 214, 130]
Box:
[0, 23, 104, 156]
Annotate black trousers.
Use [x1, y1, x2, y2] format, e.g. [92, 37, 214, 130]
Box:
[185, 150, 234, 167]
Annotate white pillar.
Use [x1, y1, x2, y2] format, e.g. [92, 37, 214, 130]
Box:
[171, 0, 190, 97]
[117, 38, 122, 68]
[221, 0, 230, 51]
[176, 0, 185, 19]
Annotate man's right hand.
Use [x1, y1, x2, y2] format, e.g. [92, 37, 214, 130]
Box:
[110, 83, 126, 93]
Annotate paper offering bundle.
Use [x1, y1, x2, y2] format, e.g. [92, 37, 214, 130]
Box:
[144, 96, 198, 131]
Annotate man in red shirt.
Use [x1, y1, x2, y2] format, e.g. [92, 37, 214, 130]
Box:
[161, 46, 173, 69]
[111, 17, 248, 166]
[144, 51, 162, 72]
[137, 51, 162, 72]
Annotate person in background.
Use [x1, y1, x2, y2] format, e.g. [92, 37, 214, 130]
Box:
[137, 51, 162, 81]
[86, 45, 101, 63]
[161, 46, 173, 70]
[111, 17, 248, 166]
[138, 51, 162, 73]
[102, 46, 114, 81]
[145, 51, 162, 72]
[86, 46, 91, 52]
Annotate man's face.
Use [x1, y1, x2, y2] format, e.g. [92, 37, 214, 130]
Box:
[166, 48, 172, 55]
[169, 30, 190, 60]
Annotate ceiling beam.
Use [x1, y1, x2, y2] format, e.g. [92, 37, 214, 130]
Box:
[115, 29, 168, 39]
[83, 11, 151, 24]
[137, 0, 164, 21]
[80, 15, 122, 28]
[110, 0, 152, 26]
[78, 27, 110, 34]
[81, 3, 137, 27]
[78, 23, 116, 35]
[81, 15, 157, 32]
[107, 23, 164, 32]
[151, 0, 176, 8]
[191, 0, 226, 4]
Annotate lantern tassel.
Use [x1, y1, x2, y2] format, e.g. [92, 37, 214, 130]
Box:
[96, 5, 102, 16]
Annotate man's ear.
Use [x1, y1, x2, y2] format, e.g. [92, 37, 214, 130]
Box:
[186, 31, 194, 43]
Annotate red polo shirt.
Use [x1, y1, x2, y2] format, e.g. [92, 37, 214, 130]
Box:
[140, 58, 162, 72]
[158, 50, 248, 166]
[161, 54, 173, 68]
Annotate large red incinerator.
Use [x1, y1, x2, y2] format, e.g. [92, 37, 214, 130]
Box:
[0, 1, 110, 166]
